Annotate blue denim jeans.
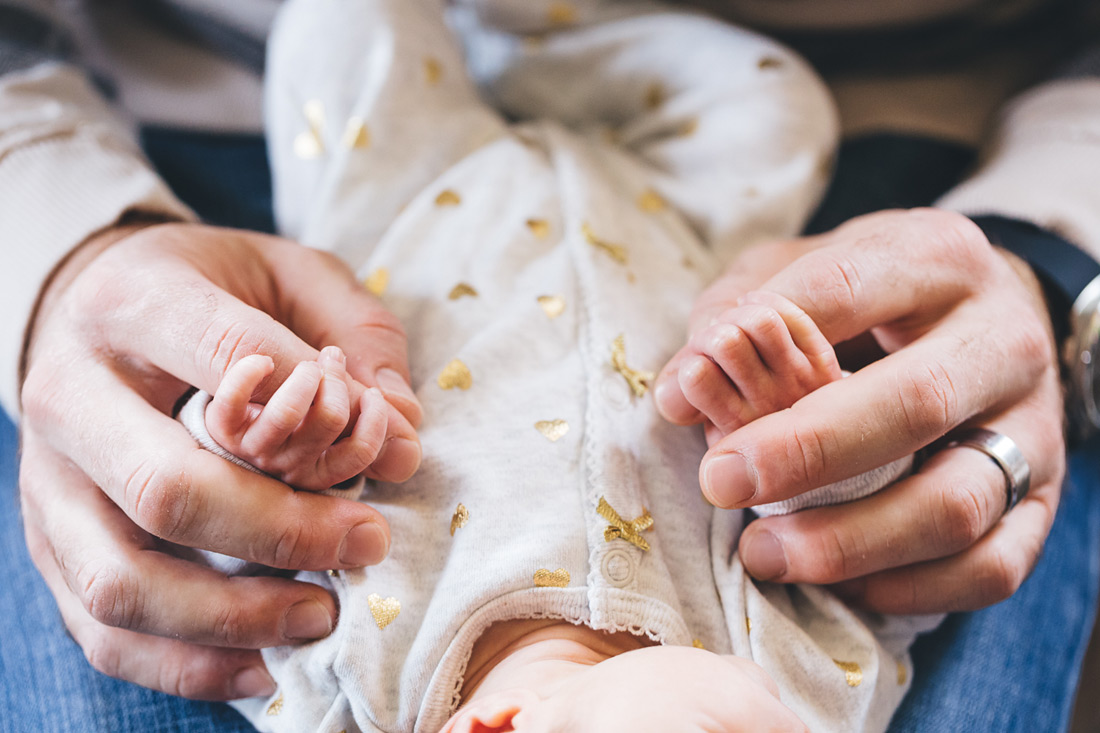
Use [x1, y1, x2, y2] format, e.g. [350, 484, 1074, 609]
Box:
[1, 131, 1096, 731]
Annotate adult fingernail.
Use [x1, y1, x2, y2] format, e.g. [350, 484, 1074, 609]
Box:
[283, 599, 333, 640]
[374, 437, 422, 482]
[742, 530, 787, 581]
[376, 369, 421, 414]
[232, 666, 277, 698]
[702, 453, 756, 507]
[340, 521, 389, 566]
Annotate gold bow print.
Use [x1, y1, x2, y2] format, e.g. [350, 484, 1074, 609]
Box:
[610, 335, 655, 398]
[597, 496, 654, 551]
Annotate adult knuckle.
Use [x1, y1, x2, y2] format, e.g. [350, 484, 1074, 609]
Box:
[211, 602, 251, 648]
[802, 252, 863, 318]
[782, 423, 829, 490]
[125, 454, 200, 541]
[20, 361, 67, 427]
[934, 475, 992, 550]
[912, 209, 994, 268]
[807, 525, 860, 581]
[270, 519, 311, 568]
[79, 560, 143, 630]
[896, 359, 960, 444]
[83, 630, 125, 679]
[1009, 314, 1054, 374]
[163, 661, 221, 700]
[197, 310, 278, 381]
[977, 542, 1028, 604]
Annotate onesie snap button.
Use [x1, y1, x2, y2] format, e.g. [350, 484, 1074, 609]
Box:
[601, 373, 632, 409]
[600, 548, 636, 587]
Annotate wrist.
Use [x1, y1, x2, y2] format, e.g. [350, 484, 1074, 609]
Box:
[992, 246, 1058, 346]
[971, 215, 1100, 444]
[19, 212, 186, 397]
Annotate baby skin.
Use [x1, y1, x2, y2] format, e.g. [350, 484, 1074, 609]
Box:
[205, 294, 839, 731]
[445, 620, 808, 733]
[205, 345, 392, 490]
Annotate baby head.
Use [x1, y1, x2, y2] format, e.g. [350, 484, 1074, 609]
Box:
[441, 644, 807, 733]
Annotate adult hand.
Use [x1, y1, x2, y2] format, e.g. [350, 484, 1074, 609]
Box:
[19, 221, 423, 700]
[656, 209, 1064, 614]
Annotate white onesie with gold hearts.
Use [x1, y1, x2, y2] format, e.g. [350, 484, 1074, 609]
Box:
[210, 1, 938, 731]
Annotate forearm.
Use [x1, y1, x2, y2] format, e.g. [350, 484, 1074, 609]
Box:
[0, 4, 195, 416]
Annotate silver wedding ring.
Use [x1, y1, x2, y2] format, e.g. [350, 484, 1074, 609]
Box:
[941, 427, 1031, 514]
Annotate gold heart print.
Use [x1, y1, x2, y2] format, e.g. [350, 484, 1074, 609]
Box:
[364, 267, 389, 297]
[537, 294, 565, 320]
[342, 118, 370, 150]
[265, 693, 284, 716]
[526, 218, 550, 239]
[435, 189, 461, 206]
[637, 189, 666, 213]
[437, 359, 472, 390]
[535, 419, 569, 442]
[424, 57, 443, 85]
[533, 568, 570, 588]
[833, 660, 863, 688]
[448, 283, 478, 300]
[368, 593, 401, 629]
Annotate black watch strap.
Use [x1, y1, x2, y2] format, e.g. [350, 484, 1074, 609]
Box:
[970, 215, 1100, 343]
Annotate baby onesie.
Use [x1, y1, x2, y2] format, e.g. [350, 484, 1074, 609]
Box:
[198, 1, 937, 730]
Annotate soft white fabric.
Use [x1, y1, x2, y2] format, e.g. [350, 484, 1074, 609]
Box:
[212, 2, 941, 732]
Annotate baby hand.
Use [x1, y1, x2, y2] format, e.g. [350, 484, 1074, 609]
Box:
[660, 291, 841, 445]
[206, 346, 389, 490]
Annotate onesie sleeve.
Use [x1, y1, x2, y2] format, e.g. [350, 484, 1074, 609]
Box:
[0, 2, 195, 417]
[265, 0, 507, 261]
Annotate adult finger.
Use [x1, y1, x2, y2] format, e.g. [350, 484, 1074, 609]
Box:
[830, 494, 1056, 614]
[23, 364, 391, 570]
[60, 229, 419, 483]
[23, 518, 275, 701]
[21, 431, 346, 646]
[752, 209, 994, 345]
[736, 388, 1063, 591]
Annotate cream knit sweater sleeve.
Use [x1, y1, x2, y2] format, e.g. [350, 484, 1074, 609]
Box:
[0, 0, 197, 417]
[938, 73, 1100, 258]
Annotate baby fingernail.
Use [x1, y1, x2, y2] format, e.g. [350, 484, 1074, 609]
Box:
[702, 453, 756, 507]
[283, 599, 333, 640]
[320, 346, 345, 366]
[232, 665, 276, 698]
[374, 437, 422, 482]
[742, 530, 787, 581]
[340, 521, 390, 566]
[376, 368, 422, 411]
